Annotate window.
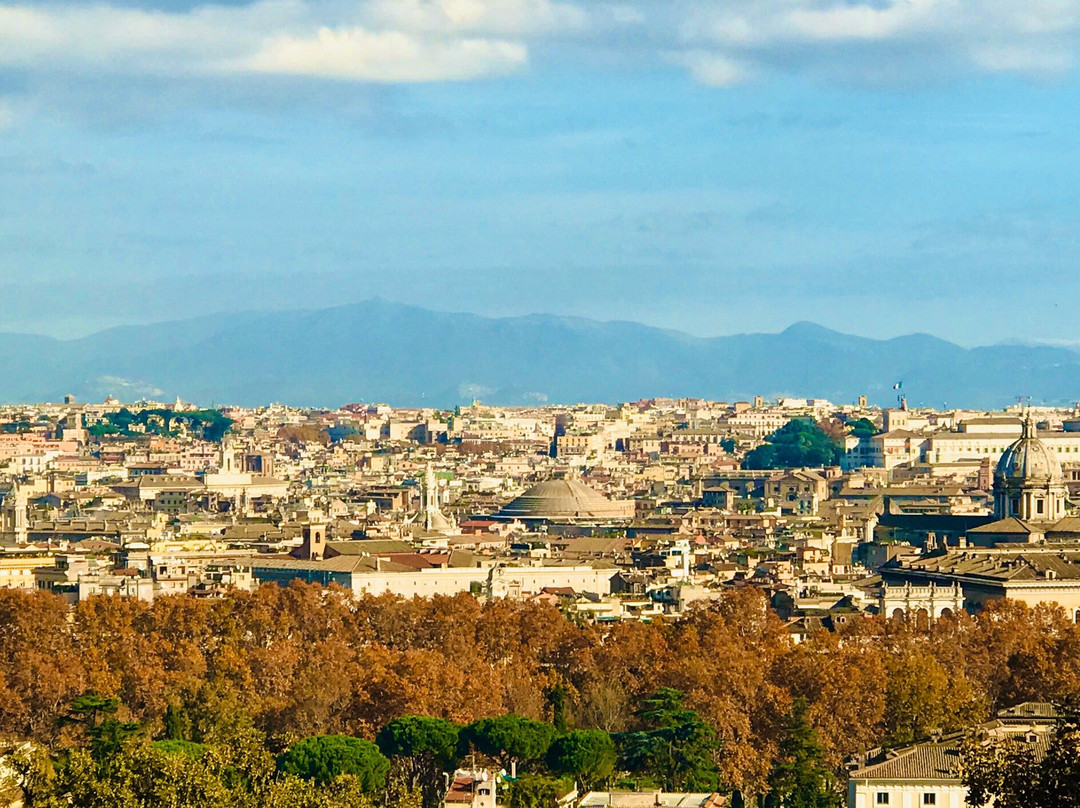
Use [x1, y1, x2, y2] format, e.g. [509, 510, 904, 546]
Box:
[923, 794, 936, 805]
[876, 794, 890, 805]
[1037, 499, 1044, 514]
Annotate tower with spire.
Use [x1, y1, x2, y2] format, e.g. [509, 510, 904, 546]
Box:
[410, 463, 455, 536]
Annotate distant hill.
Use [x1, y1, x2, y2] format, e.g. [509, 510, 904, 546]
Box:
[1, 300, 1079, 409]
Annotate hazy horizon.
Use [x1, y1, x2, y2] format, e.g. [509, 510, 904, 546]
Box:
[5, 1, 1080, 344]
[0, 297, 1072, 352]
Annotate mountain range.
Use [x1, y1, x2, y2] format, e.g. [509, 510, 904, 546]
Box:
[1, 299, 1079, 409]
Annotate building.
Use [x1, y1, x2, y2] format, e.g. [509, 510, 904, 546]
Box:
[443, 770, 498, 808]
[253, 547, 618, 601]
[765, 470, 828, 515]
[579, 793, 725, 807]
[495, 478, 635, 526]
[847, 703, 1056, 808]
[883, 548, 1080, 617]
[878, 582, 964, 622]
[966, 413, 1071, 545]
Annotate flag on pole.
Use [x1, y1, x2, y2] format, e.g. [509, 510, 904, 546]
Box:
[893, 381, 903, 390]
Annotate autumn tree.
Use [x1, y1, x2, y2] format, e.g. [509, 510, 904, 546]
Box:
[884, 648, 987, 746]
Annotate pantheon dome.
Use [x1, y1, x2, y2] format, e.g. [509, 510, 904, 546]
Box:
[496, 479, 634, 521]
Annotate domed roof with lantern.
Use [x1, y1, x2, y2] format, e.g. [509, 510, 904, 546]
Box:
[995, 413, 1061, 484]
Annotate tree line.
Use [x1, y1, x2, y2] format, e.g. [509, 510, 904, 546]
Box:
[2, 584, 1080, 803]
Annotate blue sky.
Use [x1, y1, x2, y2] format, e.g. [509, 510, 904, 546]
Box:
[3, 0, 1080, 344]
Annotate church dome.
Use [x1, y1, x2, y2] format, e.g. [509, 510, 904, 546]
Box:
[497, 479, 632, 520]
[995, 415, 1061, 483]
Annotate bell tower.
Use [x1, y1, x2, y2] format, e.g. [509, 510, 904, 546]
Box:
[298, 522, 327, 560]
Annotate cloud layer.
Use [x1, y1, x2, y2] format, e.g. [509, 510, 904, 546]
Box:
[2, 0, 1080, 91]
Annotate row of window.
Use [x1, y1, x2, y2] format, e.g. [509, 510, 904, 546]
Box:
[877, 793, 935, 805]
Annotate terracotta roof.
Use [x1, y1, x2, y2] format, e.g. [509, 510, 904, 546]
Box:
[850, 729, 1052, 781]
[966, 517, 1034, 534]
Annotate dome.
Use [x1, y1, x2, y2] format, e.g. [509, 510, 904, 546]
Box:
[995, 415, 1061, 483]
[496, 479, 633, 521]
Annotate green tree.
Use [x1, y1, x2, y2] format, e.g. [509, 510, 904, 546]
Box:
[546, 730, 616, 790]
[462, 715, 555, 772]
[153, 739, 207, 760]
[616, 690, 721, 792]
[278, 736, 390, 791]
[7, 745, 62, 808]
[62, 694, 140, 764]
[506, 774, 573, 808]
[742, 420, 841, 470]
[162, 703, 191, 742]
[377, 716, 460, 807]
[962, 735, 1042, 808]
[847, 418, 876, 439]
[639, 688, 695, 729]
[548, 685, 568, 735]
[763, 698, 840, 808]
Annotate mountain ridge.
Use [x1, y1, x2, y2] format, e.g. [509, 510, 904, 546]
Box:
[1, 300, 1078, 409]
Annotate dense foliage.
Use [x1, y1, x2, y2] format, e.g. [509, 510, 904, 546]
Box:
[462, 715, 556, 771]
[847, 418, 877, 439]
[277, 735, 389, 789]
[742, 420, 842, 469]
[1, 584, 1080, 803]
[376, 716, 460, 806]
[962, 710, 1080, 808]
[86, 408, 233, 442]
[546, 730, 616, 789]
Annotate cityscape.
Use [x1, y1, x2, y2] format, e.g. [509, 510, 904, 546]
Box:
[7, 0, 1080, 805]
[0, 393, 1078, 806]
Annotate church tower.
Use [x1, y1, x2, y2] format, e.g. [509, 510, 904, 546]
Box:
[993, 413, 1067, 522]
[0, 484, 29, 545]
[410, 463, 454, 535]
[298, 522, 327, 560]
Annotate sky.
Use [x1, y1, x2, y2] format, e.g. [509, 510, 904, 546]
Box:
[3, 0, 1080, 345]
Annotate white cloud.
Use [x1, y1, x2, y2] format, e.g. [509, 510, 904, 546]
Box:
[365, 0, 586, 36]
[675, 0, 1080, 83]
[676, 51, 748, 87]
[2, 0, 1080, 91]
[968, 43, 1075, 74]
[246, 26, 527, 81]
[0, 2, 299, 73]
[0, 0, 532, 81]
